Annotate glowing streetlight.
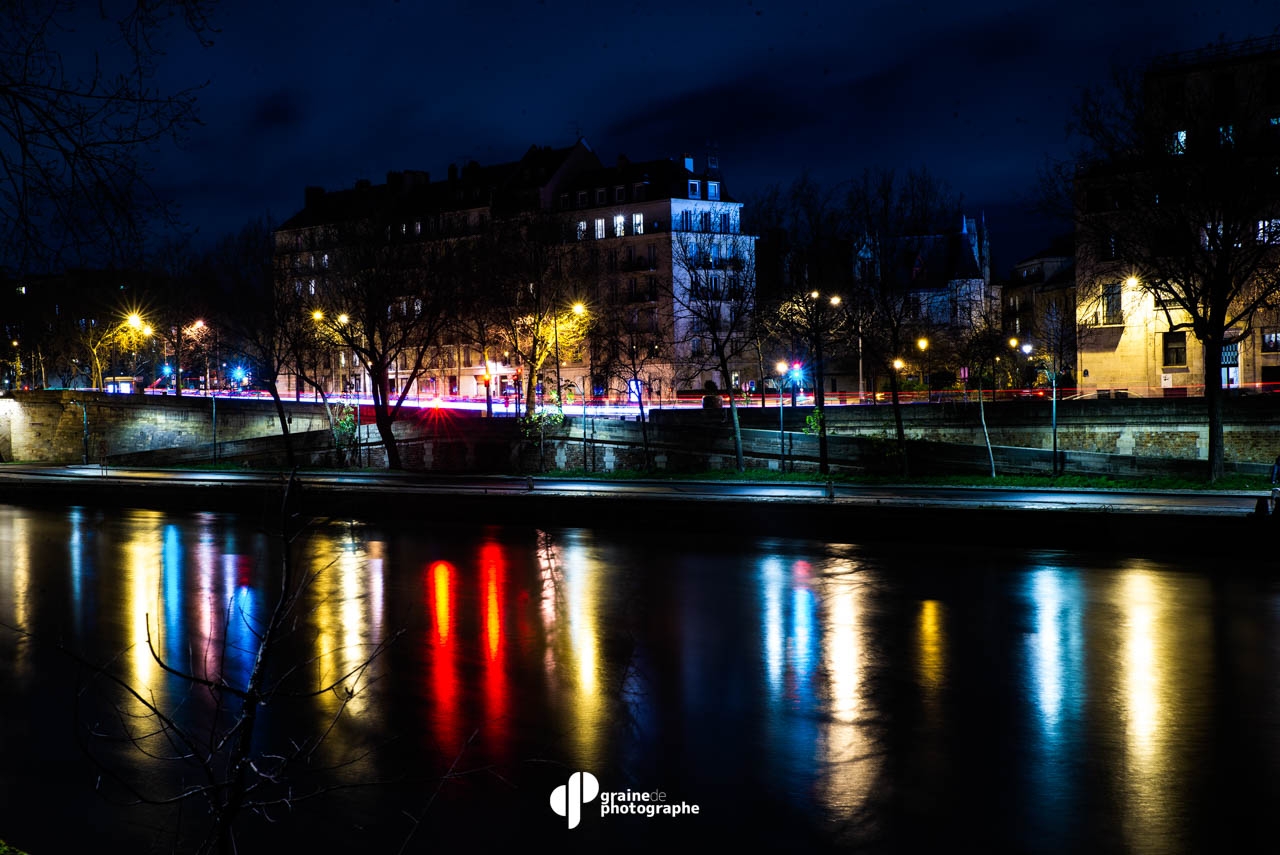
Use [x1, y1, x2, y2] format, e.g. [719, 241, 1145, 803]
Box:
[775, 361, 788, 468]
[312, 310, 324, 322]
[893, 357, 905, 370]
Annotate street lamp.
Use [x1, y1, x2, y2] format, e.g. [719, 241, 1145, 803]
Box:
[917, 337, 929, 400]
[775, 360, 788, 469]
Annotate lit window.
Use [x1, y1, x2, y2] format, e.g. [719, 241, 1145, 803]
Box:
[633, 213, 644, 235]
[614, 215, 625, 237]
[309, 279, 316, 296]
[414, 221, 421, 235]
[688, 180, 700, 199]
[1170, 129, 1187, 155]
[1258, 219, 1280, 244]
[708, 181, 720, 201]
[322, 253, 329, 268]
[401, 223, 407, 235]
[1263, 329, 1280, 353]
[595, 218, 606, 239]
[1271, 116, 1280, 127]
[1219, 124, 1234, 147]
[577, 221, 587, 240]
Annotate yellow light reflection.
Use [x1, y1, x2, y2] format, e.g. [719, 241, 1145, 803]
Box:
[539, 532, 604, 765]
[917, 599, 945, 691]
[818, 563, 877, 816]
[1115, 567, 1211, 853]
[2, 511, 32, 676]
[123, 512, 164, 696]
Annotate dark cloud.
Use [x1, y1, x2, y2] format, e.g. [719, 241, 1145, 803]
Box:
[246, 90, 307, 134]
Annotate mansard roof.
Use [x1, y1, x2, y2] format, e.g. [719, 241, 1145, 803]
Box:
[277, 141, 594, 230]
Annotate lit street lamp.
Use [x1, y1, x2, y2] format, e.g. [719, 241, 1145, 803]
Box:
[917, 337, 929, 399]
[775, 360, 787, 470]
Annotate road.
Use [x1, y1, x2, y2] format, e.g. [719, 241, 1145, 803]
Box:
[0, 465, 1262, 516]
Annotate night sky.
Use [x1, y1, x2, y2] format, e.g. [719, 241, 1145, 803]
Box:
[143, 0, 1279, 275]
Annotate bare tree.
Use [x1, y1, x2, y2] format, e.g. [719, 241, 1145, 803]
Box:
[0, 2, 214, 273]
[847, 167, 965, 475]
[295, 220, 456, 470]
[202, 218, 302, 467]
[756, 174, 853, 474]
[1048, 61, 1280, 481]
[488, 213, 588, 444]
[670, 207, 757, 472]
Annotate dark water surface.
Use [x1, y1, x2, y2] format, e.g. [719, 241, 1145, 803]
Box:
[1, 503, 1278, 853]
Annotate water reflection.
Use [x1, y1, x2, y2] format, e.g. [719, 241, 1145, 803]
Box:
[817, 557, 877, 827]
[1022, 566, 1086, 841]
[0, 505, 1276, 855]
[0, 509, 32, 677]
[1114, 566, 1212, 854]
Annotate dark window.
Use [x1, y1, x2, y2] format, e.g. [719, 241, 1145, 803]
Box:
[1103, 283, 1123, 325]
[1162, 331, 1187, 366]
[1262, 329, 1280, 353]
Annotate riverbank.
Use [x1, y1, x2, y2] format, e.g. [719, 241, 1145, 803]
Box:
[0, 464, 1270, 559]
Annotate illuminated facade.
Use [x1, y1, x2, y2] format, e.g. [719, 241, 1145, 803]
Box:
[274, 142, 757, 403]
[1075, 38, 1280, 398]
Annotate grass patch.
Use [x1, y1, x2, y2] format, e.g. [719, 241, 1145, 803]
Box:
[1, 840, 30, 855]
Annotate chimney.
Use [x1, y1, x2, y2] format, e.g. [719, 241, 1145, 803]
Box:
[304, 186, 325, 208]
[683, 153, 695, 173]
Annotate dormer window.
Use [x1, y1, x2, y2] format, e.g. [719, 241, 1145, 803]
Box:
[688, 180, 701, 199]
[577, 191, 587, 207]
[615, 186, 626, 202]
[708, 181, 720, 201]
[596, 188, 607, 204]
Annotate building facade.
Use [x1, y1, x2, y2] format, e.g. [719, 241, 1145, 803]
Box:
[1075, 37, 1280, 398]
[273, 141, 758, 407]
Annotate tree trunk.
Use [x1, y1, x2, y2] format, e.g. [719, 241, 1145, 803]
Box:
[719, 362, 745, 472]
[888, 366, 908, 476]
[1203, 336, 1225, 482]
[370, 369, 402, 470]
[265, 379, 296, 469]
[977, 378, 995, 478]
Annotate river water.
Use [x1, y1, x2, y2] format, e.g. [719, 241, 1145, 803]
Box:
[1, 502, 1278, 853]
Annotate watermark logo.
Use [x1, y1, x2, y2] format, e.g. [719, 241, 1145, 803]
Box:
[550, 771, 600, 829]
[550, 771, 700, 830]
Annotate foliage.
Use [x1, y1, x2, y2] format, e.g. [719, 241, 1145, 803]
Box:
[803, 408, 824, 436]
[519, 406, 564, 439]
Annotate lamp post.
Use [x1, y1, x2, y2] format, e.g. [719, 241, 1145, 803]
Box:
[917, 337, 929, 401]
[775, 360, 787, 470]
